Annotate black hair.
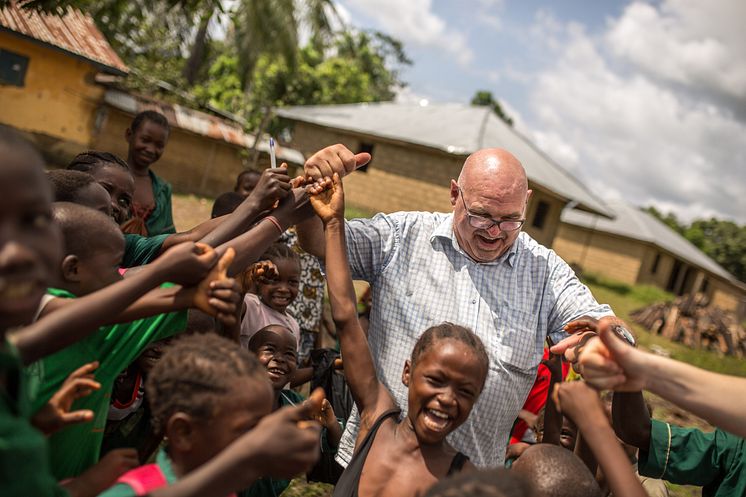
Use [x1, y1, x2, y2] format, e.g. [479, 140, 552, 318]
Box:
[146, 333, 266, 432]
[410, 323, 489, 386]
[511, 444, 601, 497]
[130, 110, 170, 135]
[47, 170, 96, 203]
[261, 242, 300, 267]
[247, 324, 296, 353]
[234, 169, 261, 189]
[52, 202, 123, 259]
[185, 310, 218, 335]
[67, 150, 130, 173]
[424, 468, 531, 497]
[211, 192, 245, 218]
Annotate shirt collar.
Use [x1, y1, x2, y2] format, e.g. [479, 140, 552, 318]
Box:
[429, 213, 519, 268]
[157, 448, 179, 484]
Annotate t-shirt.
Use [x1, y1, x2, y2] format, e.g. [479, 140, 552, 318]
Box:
[638, 419, 746, 497]
[26, 287, 188, 480]
[0, 339, 69, 497]
[239, 294, 301, 350]
[123, 233, 169, 268]
[144, 170, 175, 237]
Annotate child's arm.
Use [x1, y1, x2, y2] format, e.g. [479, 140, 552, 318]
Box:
[12, 242, 218, 364]
[307, 174, 390, 417]
[539, 353, 563, 445]
[554, 381, 647, 497]
[60, 448, 139, 497]
[611, 391, 652, 450]
[563, 319, 746, 439]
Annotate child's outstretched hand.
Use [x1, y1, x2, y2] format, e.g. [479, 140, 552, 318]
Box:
[247, 166, 292, 212]
[192, 248, 241, 325]
[307, 172, 344, 224]
[31, 361, 101, 435]
[552, 381, 606, 426]
[155, 241, 218, 286]
[250, 259, 279, 284]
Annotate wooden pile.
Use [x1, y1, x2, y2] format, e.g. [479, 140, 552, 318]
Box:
[630, 293, 746, 357]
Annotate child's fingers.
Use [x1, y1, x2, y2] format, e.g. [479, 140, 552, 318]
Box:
[195, 243, 219, 267]
[207, 287, 241, 303]
[60, 409, 94, 425]
[65, 361, 100, 381]
[217, 247, 236, 275]
[56, 378, 101, 402]
[208, 298, 237, 315]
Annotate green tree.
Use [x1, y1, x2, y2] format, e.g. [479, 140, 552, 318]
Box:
[471, 90, 514, 126]
[643, 206, 686, 235]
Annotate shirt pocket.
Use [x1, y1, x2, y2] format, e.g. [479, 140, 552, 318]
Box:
[491, 308, 543, 373]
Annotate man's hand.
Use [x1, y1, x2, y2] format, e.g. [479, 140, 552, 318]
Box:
[304, 144, 371, 180]
[31, 361, 101, 435]
[307, 173, 345, 224]
[237, 403, 322, 480]
[247, 166, 292, 212]
[154, 242, 218, 286]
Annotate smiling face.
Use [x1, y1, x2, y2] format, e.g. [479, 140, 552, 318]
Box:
[403, 339, 487, 445]
[249, 325, 298, 391]
[0, 144, 63, 330]
[126, 119, 169, 170]
[450, 149, 531, 263]
[258, 257, 300, 313]
[89, 164, 135, 225]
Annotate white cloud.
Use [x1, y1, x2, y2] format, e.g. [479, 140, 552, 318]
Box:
[341, 0, 474, 66]
[525, 7, 746, 223]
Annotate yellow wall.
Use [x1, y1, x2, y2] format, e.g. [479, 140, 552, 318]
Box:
[93, 107, 255, 197]
[553, 224, 646, 284]
[284, 121, 565, 247]
[0, 32, 103, 159]
[708, 278, 744, 313]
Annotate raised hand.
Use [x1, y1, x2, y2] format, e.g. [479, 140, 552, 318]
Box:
[192, 248, 240, 324]
[307, 173, 344, 224]
[304, 144, 371, 180]
[154, 242, 218, 287]
[247, 166, 292, 212]
[552, 381, 605, 420]
[31, 361, 101, 435]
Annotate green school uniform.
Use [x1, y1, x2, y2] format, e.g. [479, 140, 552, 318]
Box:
[123, 233, 169, 268]
[144, 171, 175, 236]
[97, 448, 177, 497]
[0, 339, 68, 497]
[27, 288, 188, 480]
[638, 419, 746, 497]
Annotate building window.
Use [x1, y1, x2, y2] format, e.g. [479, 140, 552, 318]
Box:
[0, 49, 29, 87]
[532, 200, 550, 229]
[651, 253, 661, 274]
[357, 142, 374, 173]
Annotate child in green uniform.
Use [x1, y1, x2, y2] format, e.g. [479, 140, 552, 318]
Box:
[244, 324, 343, 496]
[99, 333, 323, 497]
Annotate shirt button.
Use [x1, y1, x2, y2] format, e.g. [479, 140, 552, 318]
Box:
[471, 299, 477, 304]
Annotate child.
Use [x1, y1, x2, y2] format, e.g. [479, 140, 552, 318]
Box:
[30, 202, 242, 480]
[240, 243, 302, 349]
[245, 324, 342, 495]
[424, 468, 531, 497]
[123, 110, 175, 236]
[235, 169, 262, 197]
[212, 192, 246, 218]
[510, 443, 601, 497]
[47, 170, 112, 218]
[99, 333, 323, 497]
[307, 174, 489, 497]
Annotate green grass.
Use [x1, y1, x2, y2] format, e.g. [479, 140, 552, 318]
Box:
[344, 203, 375, 220]
[582, 273, 746, 378]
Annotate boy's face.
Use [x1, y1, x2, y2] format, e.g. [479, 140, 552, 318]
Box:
[90, 165, 134, 225]
[126, 121, 168, 169]
[236, 173, 260, 197]
[258, 258, 300, 313]
[560, 417, 578, 451]
[252, 326, 298, 390]
[76, 182, 113, 218]
[73, 230, 125, 295]
[135, 338, 173, 375]
[189, 377, 273, 469]
[0, 147, 63, 329]
[402, 340, 486, 445]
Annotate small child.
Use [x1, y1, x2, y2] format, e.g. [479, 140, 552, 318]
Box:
[245, 324, 343, 496]
[123, 110, 175, 236]
[235, 169, 262, 197]
[99, 333, 322, 497]
[240, 243, 302, 349]
[307, 174, 489, 497]
[47, 170, 112, 218]
[212, 191, 246, 218]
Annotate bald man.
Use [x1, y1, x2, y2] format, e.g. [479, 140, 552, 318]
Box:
[296, 144, 613, 468]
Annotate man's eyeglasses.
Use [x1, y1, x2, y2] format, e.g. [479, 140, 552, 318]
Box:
[458, 188, 525, 231]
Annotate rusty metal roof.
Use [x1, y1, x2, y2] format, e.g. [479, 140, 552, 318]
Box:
[0, 1, 128, 75]
[104, 89, 305, 165]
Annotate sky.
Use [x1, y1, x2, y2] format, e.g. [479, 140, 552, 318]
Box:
[332, 0, 746, 224]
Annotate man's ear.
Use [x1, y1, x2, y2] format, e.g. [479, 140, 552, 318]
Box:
[402, 360, 412, 387]
[61, 255, 81, 283]
[167, 413, 195, 453]
[449, 180, 459, 207]
[526, 189, 533, 206]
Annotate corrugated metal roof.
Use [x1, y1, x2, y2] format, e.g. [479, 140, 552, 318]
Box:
[0, 1, 127, 75]
[561, 200, 740, 285]
[276, 102, 613, 217]
[104, 90, 305, 165]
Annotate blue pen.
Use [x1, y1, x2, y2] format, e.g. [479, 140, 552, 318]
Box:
[269, 137, 277, 169]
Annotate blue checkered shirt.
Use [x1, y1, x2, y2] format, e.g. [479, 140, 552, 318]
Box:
[336, 211, 613, 468]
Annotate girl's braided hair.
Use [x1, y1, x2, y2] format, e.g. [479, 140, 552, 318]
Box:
[67, 150, 130, 173]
